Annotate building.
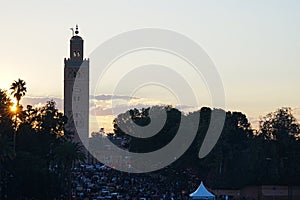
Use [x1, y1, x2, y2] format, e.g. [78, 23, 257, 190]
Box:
[64, 25, 89, 147]
[212, 185, 300, 200]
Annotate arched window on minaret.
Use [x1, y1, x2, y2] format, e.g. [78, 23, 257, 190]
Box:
[73, 51, 77, 57]
[77, 51, 81, 57]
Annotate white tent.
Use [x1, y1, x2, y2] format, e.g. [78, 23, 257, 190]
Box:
[189, 181, 215, 200]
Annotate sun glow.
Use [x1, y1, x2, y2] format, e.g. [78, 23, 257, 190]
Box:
[10, 99, 18, 113]
[10, 104, 17, 113]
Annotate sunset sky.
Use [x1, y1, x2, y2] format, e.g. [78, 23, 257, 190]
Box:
[1, 1, 300, 133]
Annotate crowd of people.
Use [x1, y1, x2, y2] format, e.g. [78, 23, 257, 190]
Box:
[71, 164, 200, 200]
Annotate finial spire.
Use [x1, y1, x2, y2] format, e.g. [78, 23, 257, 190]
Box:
[75, 24, 79, 35]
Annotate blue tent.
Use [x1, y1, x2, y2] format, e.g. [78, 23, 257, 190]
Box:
[189, 182, 215, 200]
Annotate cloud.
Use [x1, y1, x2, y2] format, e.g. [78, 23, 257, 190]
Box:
[21, 96, 63, 110]
[90, 105, 127, 116]
[90, 96, 161, 116]
[91, 94, 138, 101]
[90, 102, 153, 117]
[89, 95, 200, 117]
[22, 94, 203, 121]
[21, 95, 201, 133]
[292, 108, 300, 123]
[293, 108, 300, 115]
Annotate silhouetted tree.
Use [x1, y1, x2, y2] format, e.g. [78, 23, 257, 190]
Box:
[9, 79, 26, 109]
[0, 81, 85, 199]
[257, 107, 300, 184]
[0, 89, 14, 199]
[113, 106, 180, 153]
[0, 89, 14, 137]
[53, 141, 86, 200]
[10, 78, 27, 154]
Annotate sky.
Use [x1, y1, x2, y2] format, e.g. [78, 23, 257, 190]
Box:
[1, 0, 300, 133]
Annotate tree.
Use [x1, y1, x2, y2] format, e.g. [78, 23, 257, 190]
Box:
[258, 107, 300, 184]
[10, 78, 27, 108]
[0, 135, 14, 163]
[194, 110, 253, 188]
[0, 82, 87, 199]
[0, 89, 15, 199]
[259, 107, 299, 141]
[0, 135, 14, 199]
[53, 141, 86, 200]
[113, 106, 181, 153]
[0, 89, 14, 138]
[6, 99, 69, 199]
[10, 78, 27, 154]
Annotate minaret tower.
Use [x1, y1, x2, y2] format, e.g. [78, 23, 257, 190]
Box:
[64, 25, 89, 145]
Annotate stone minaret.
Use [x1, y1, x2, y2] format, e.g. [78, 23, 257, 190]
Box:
[64, 25, 89, 146]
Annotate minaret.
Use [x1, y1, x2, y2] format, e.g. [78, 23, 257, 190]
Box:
[64, 25, 89, 146]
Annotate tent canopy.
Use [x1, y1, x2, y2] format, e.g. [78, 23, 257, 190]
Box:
[189, 181, 215, 200]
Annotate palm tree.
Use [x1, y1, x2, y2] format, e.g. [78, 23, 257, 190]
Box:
[10, 79, 27, 153]
[53, 141, 86, 199]
[10, 78, 27, 108]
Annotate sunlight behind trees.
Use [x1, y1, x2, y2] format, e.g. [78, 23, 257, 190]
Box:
[0, 80, 86, 199]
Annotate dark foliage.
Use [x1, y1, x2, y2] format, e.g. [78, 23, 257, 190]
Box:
[112, 106, 300, 189]
[0, 82, 85, 200]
